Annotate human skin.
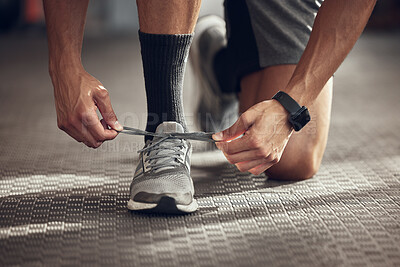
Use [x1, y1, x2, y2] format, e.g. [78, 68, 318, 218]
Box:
[137, 0, 201, 34]
[43, 0, 202, 148]
[213, 0, 377, 179]
[238, 67, 332, 180]
[43, 0, 122, 148]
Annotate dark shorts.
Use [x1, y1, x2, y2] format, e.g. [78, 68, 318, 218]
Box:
[216, 0, 323, 93]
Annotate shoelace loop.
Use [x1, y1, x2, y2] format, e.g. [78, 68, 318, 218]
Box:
[120, 126, 215, 172]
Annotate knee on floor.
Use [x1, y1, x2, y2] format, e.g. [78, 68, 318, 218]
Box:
[265, 149, 321, 181]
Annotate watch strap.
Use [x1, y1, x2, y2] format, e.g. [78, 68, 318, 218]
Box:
[272, 91, 301, 114]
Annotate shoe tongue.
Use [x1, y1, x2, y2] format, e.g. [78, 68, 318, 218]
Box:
[155, 121, 184, 134]
[148, 122, 185, 173]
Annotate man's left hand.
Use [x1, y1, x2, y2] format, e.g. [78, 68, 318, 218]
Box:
[213, 100, 294, 175]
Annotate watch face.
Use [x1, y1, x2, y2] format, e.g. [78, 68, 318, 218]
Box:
[289, 107, 311, 131]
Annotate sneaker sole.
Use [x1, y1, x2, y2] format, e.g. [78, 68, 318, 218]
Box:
[127, 197, 198, 214]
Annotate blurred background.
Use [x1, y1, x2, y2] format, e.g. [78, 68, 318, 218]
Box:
[0, 0, 399, 127]
[0, 0, 399, 155]
[0, 2, 399, 266]
[0, 0, 226, 35]
[0, 0, 399, 135]
[0, 0, 399, 142]
[0, 0, 228, 133]
[1, 0, 400, 35]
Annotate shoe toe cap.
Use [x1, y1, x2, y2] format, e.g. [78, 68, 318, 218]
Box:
[133, 191, 193, 205]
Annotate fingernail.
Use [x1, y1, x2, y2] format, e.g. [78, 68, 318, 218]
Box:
[114, 121, 123, 131]
[212, 132, 223, 141]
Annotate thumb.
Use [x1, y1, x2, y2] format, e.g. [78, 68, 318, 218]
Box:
[212, 112, 253, 142]
[93, 88, 123, 132]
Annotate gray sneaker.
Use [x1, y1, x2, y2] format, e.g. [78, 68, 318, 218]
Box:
[127, 121, 198, 214]
[190, 15, 238, 133]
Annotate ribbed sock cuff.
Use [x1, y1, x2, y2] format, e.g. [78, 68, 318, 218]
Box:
[139, 31, 193, 65]
[139, 31, 193, 139]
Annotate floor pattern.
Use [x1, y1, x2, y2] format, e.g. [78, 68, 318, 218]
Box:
[0, 32, 399, 266]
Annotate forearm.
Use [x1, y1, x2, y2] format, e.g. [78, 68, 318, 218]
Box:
[285, 0, 376, 106]
[43, 0, 89, 75]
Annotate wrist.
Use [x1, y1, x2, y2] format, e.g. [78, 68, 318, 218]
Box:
[271, 99, 294, 132]
[272, 98, 290, 116]
[49, 59, 84, 80]
[48, 51, 84, 78]
[284, 80, 308, 107]
[272, 91, 311, 132]
[284, 72, 322, 107]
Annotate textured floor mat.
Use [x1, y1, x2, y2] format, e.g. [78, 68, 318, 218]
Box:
[0, 33, 399, 266]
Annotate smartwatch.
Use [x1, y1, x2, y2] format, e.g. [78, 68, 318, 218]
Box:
[272, 91, 311, 131]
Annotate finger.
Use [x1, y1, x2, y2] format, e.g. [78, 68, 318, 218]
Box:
[212, 111, 254, 142]
[64, 127, 84, 143]
[216, 132, 255, 155]
[92, 86, 123, 132]
[235, 158, 269, 173]
[83, 133, 102, 148]
[74, 123, 102, 148]
[100, 118, 109, 129]
[82, 130, 102, 148]
[224, 149, 261, 164]
[87, 122, 118, 142]
[84, 111, 118, 141]
[100, 118, 119, 139]
[58, 121, 84, 143]
[82, 111, 118, 141]
[248, 162, 275, 175]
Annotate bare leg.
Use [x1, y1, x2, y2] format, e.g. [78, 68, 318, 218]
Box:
[129, 1, 202, 214]
[239, 65, 333, 180]
[135, 0, 201, 135]
[136, 0, 201, 34]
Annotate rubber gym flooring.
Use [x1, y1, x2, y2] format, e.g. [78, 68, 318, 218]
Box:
[0, 32, 399, 266]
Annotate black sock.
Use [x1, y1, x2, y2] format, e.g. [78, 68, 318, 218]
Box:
[139, 31, 193, 140]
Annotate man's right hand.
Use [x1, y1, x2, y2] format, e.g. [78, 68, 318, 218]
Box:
[50, 67, 122, 148]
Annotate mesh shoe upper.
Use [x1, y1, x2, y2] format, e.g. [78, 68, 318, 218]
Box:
[130, 122, 194, 205]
